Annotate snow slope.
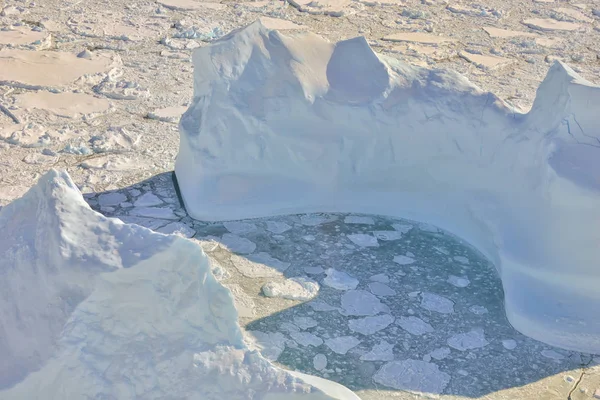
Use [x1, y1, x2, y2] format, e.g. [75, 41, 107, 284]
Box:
[0, 169, 359, 399]
[176, 21, 600, 354]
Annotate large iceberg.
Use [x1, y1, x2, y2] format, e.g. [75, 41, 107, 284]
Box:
[176, 21, 600, 354]
[0, 169, 359, 399]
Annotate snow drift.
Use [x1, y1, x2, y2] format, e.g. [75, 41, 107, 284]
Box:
[176, 21, 600, 354]
[0, 169, 359, 399]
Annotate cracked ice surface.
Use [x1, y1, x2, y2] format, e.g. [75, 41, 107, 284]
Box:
[176, 21, 600, 354]
[78, 174, 596, 398]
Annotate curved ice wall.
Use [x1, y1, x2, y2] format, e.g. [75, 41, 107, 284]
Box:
[176, 21, 600, 354]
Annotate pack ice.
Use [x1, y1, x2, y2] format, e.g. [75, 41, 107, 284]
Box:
[176, 21, 600, 354]
[0, 170, 359, 399]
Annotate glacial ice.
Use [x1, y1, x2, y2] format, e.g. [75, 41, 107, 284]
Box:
[175, 20, 600, 353]
[0, 170, 359, 399]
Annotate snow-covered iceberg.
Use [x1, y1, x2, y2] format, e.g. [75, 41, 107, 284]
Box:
[0, 169, 359, 399]
[176, 21, 600, 354]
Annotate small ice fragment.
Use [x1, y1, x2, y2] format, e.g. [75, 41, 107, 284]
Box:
[393, 255, 415, 265]
[447, 275, 470, 288]
[323, 268, 359, 290]
[347, 233, 379, 247]
[325, 336, 361, 355]
[447, 329, 489, 351]
[421, 292, 454, 314]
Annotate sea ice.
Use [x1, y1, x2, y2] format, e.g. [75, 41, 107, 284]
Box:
[157, 221, 196, 238]
[325, 336, 361, 355]
[223, 221, 257, 235]
[265, 220, 292, 234]
[347, 233, 379, 247]
[220, 233, 256, 254]
[368, 282, 397, 296]
[421, 293, 455, 314]
[447, 329, 489, 351]
[341, 290, 390, 316]
[344, 215, 374, 224]
[98, 192, 126, 206]
[129, 206, 178, 220]
[429, 347, 452, 360]
[373, 360, 451, 393]
[313, 354, 328, 371]
[323, 268, 359, 290]
[290, 331, 323, 347]
[447, 275, 471, 288]
[175, 21, 600, 354]
[360, 341, 395, 361]
[393, 255, 416, 265]
[397, 316, 435, 335]
[134, 192, 163, 207]
[369, 273, 390, 283]
[372, 231, 404, 241]
[502, 339, 518, 350]
[348, 314, 395, 335]
[294, 316, 319, 330]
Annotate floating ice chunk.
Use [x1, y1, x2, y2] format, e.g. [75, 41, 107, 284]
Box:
[372, 231, 404, 241]
[308, 301, 339, 312]
[418, 223, 439, 233]
[393, 255, 415, 265]
[348, 314, 395, 335]
[368, 282, 396, 296]
[373, 360, 451, 393]
[434, 246, 450, 255]
[129, 206, 179, 220]
[541, 349, 565, 360]
[344, 216, 374, 224]
[430, 347, 451, 360]
[223, 221, 257, 235]
[313, 354, 328, 371]
[262, 277, 319, 301]
[134, 192, 163, 207]
[453, 256, 470, 264]
[98, 192, 126, 207]
[220, 234, 256, 254]
[231, 252, 289, 278]
[447, 329, 489, 351]
[290, 331, 323, 347]
[323, 268, 359, 290]
[369, 273, 390, 283]
[447, 275, 470, 288]
[305, 266, 325, 275]
[325, 336, 361, 355]
[285, 319, 314, 332]
[341, 290, 390, 316]
[360, 341, 395, 361]
[397, 316, 435, 335]
[300, 214, 332, 226]
[469, 305, 488, 315]
[347, 233, 379, 247]
[157, 221, 195, 238]
[421, 293, 454, 314]
[502, 339, 517, 350]
[265, 220, 291, 234]
[392, 224, 413, 234]
[246, 331, 288, 361]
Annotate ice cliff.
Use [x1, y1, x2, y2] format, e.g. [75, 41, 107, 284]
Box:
[176, 21, 600, 354]
[0, 169, 359, 399]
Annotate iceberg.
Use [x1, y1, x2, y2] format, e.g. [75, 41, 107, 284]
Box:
[0, 169, 359, 399]
[176, 21, 600, 354]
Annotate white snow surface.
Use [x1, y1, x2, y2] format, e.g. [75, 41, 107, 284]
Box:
[0, 170, 359, 399]
[175, 21, 600, 353]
